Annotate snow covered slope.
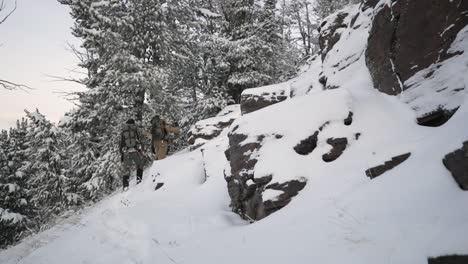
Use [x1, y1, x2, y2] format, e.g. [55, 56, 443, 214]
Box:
[1, 0, 468, 263]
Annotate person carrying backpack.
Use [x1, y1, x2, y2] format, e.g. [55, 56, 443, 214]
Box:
[150, 115, 180, 160]
[120, 119, 145, 190]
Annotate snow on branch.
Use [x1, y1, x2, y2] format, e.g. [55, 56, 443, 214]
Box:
[0, 0, 17, 25]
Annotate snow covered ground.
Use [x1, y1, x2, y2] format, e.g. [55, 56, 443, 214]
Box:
[1, 63, 467, 263]
[1, 1, 467, 263]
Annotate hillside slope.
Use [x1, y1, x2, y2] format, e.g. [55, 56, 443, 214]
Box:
[1, 0, 468, 263]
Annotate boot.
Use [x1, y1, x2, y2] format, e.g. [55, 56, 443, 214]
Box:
[123, 175, 130, 190]
[136, 168, 143, 184]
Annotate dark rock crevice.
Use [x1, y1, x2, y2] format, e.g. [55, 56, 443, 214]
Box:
[417, 107, 459, 127]
[442, 141, 468, 190]
[388, 1, 405, 94]
[365, 153, 411, 179]
[344, 112, 353, 126]
[294, 131, 319, 155]
[429, 255, 468, 264]
[322, 137, 348, 162]
[263, 179, 307, 216]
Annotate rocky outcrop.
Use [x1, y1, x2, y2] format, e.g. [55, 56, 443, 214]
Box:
[366, 0, 468, 126]
[442, 141, 468, 190]
[319, 11, 349, 62]
[240, 89, 288, 115]
[428, 255, 468, 264]
[366, 153, 411, 179]
[224, 130, 306, 221]
[188, 105, 240, 148]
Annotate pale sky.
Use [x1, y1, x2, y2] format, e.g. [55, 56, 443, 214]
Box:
[0, 0, 84, 130]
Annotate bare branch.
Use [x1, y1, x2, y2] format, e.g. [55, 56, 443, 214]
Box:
[0, 79, 33, 91]
[0, 0, 17, 25]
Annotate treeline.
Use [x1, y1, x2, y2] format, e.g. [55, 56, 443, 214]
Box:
[0, 0, 357, 248]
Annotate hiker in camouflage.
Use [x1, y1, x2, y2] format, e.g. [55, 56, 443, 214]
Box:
[150, 115, 180, 160]
[120, 119, 145, 190]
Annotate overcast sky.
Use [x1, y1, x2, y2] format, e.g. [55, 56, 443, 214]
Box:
[0, 0, 84, 130]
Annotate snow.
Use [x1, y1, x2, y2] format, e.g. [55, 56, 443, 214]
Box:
[1, 1, 468, 263]
[0, 208, 24, 225]
[197, 8, 222, 18]
[6, 183, 20, 193]
[241, 56, 323, 100]
[262, 189, 283, 202]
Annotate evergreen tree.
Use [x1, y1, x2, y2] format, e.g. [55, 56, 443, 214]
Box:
[22, 110, 69, 222]
[0, 120, 33, 248]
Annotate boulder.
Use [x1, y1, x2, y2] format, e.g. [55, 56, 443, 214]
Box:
[442, 141, 468, 190]
[366, 153, 411, 179]
[428, 255, 468, 264]
[241, 88, 288, 115]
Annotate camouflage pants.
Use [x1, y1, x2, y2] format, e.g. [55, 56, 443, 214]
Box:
[121, 151, 145, 187]
[153, 140, 168, 160]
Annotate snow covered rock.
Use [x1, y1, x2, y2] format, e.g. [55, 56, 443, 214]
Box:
[224, 89, 354, 221]
[239, 56, 324, 115]
[187, 105, 240, 148]
[318, 2, 374, 91]
[365, 0, 468, 126]
[319, 11, 349, 64]
[442, 141, 468, 190]
[240, 84, 288, 115]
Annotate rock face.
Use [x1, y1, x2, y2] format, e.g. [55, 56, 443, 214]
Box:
[366, 153, 411, 179]
[442, 141, 468, 190]
[240, 89, 288, 115]
[187, 105, 240, 148]
[224, 132, 265, 220]
[319, 11, 349, 62]
[428, 255, 468, 264]
[224, 130, 306, 221]
[365, 0, 468, 126]
[322, 137, 348, 162]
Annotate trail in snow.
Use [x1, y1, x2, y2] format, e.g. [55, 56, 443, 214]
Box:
[0, 140, 246, 264]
